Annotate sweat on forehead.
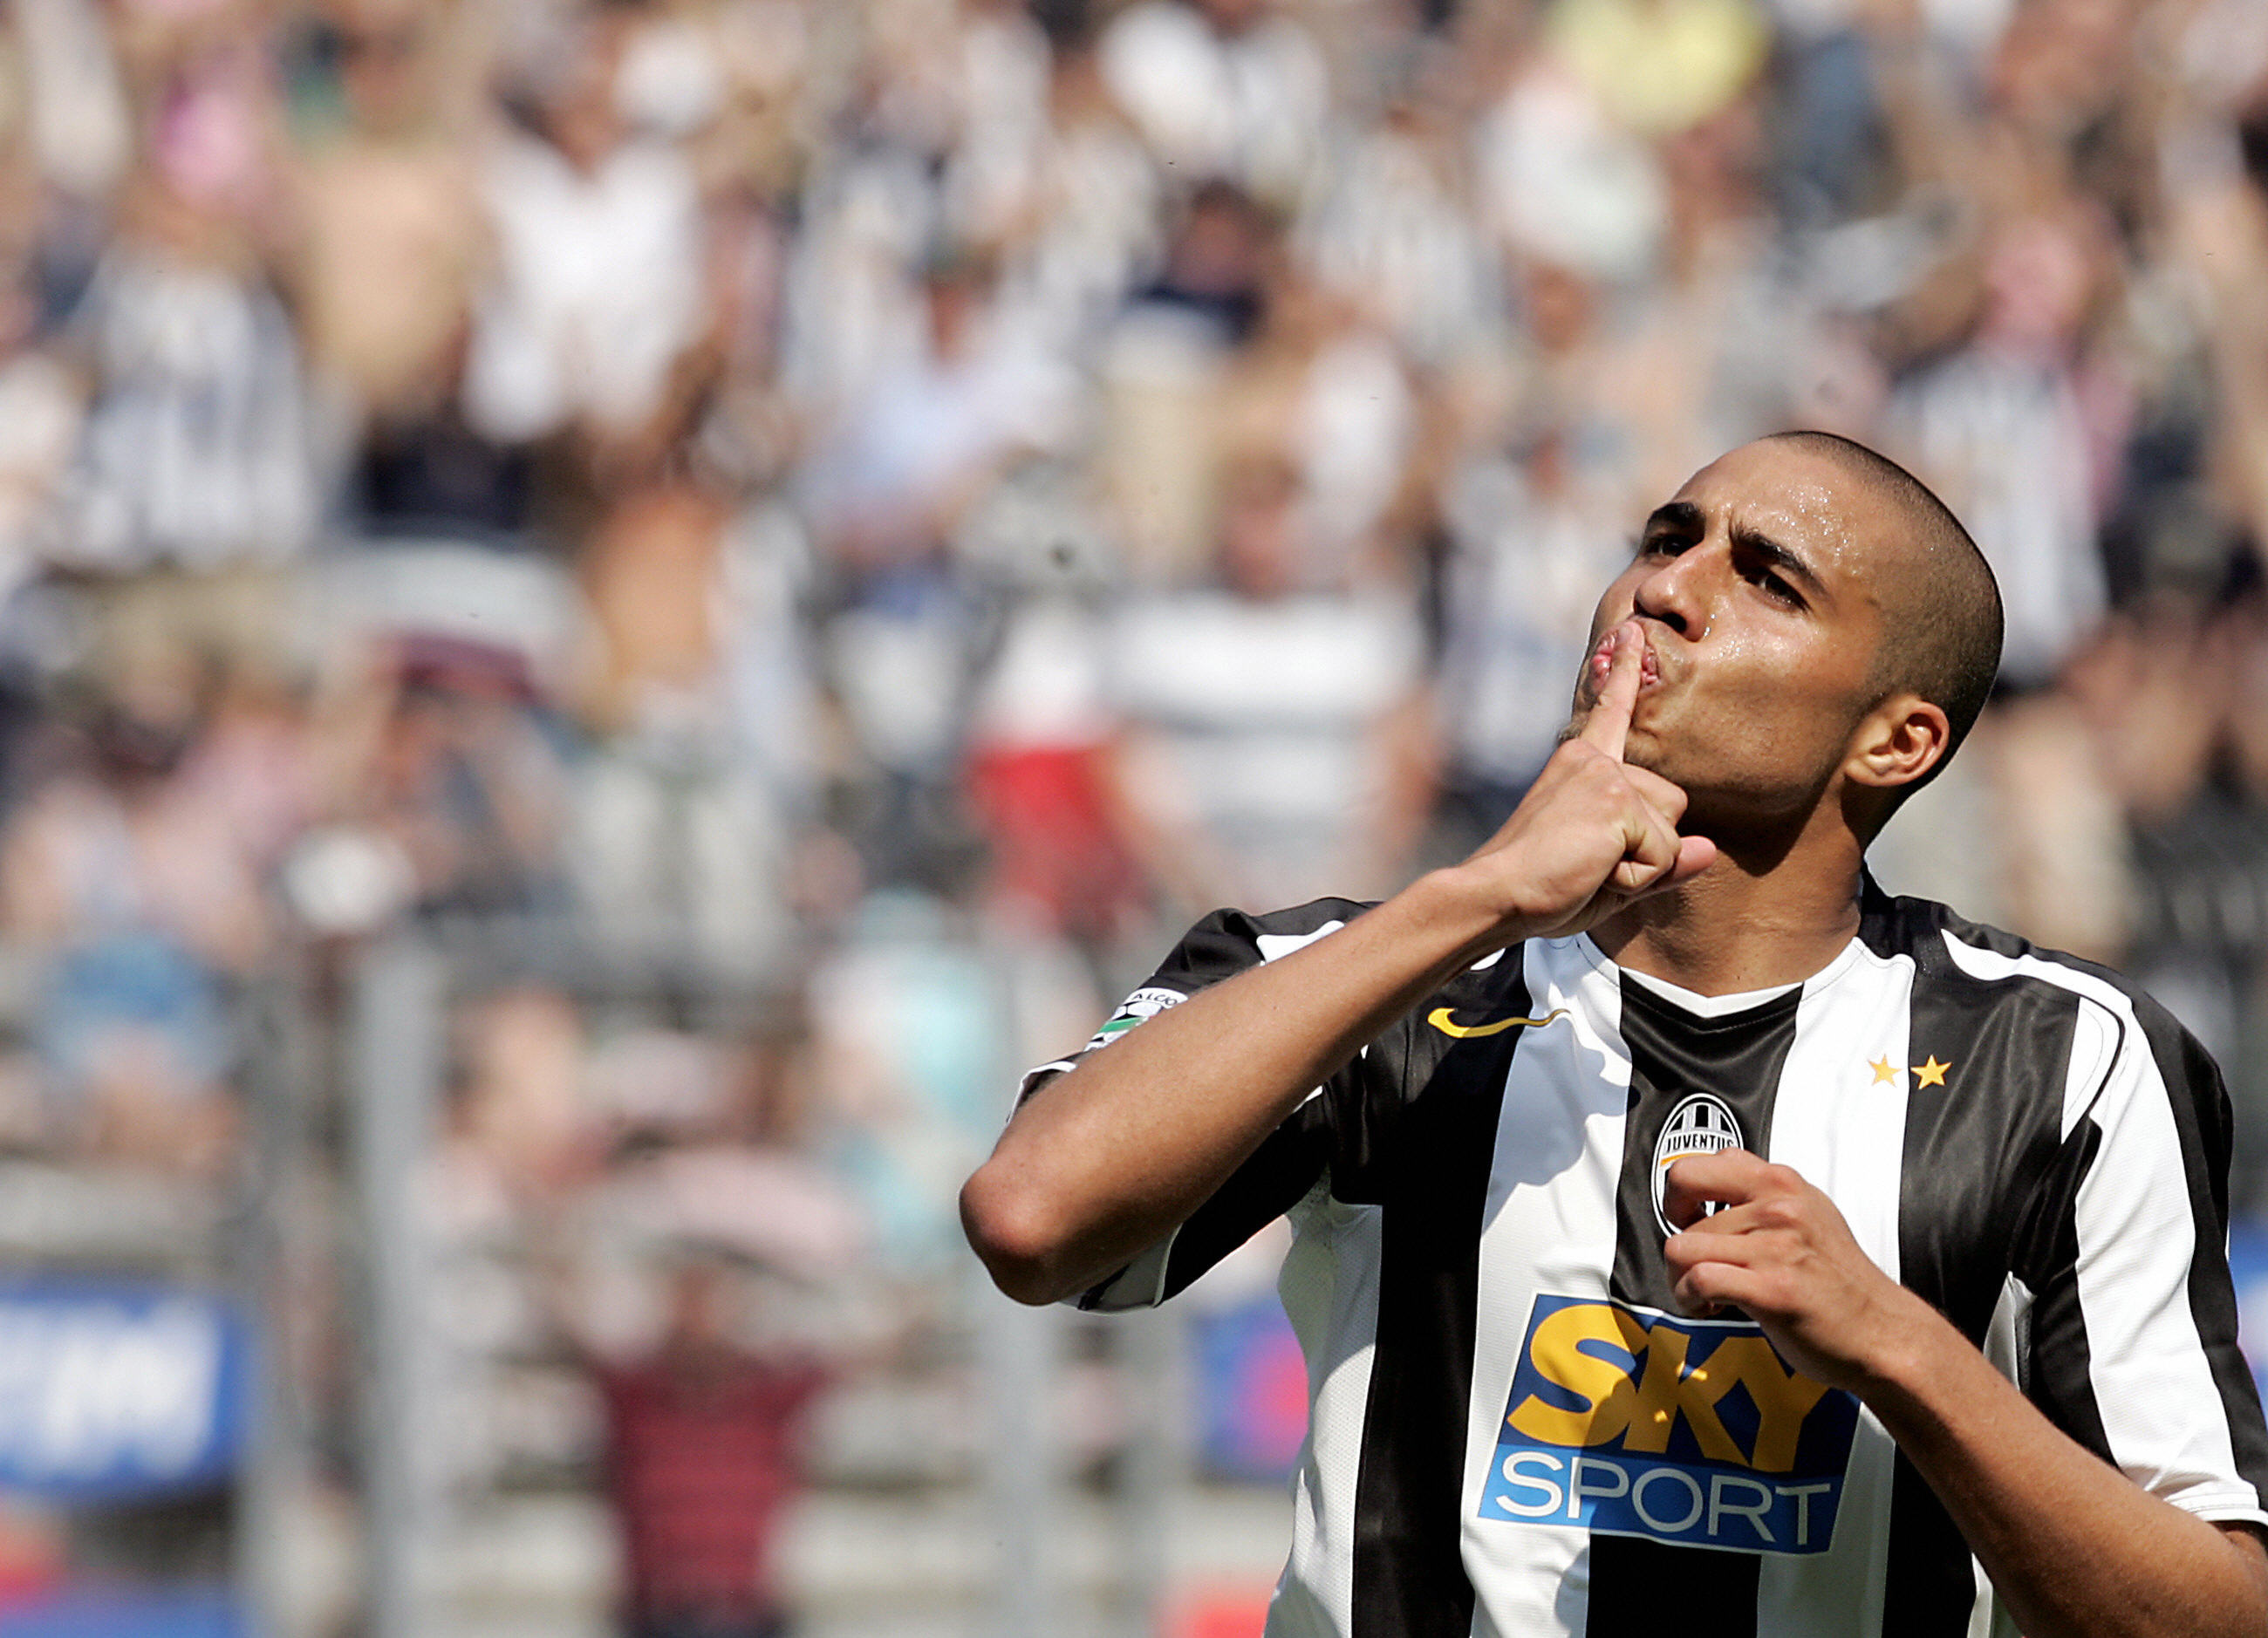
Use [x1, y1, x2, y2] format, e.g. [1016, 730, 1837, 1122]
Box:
[1752, 429, 2005, 777]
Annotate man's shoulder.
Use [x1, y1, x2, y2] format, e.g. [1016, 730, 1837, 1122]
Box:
[1169, 897, 1534, 992]
[1860, 880, 2190, 1043]
[1196, 897, 1383, 936]
[1160, 897, 1382, 967]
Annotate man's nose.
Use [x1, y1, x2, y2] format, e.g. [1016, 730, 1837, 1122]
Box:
[1631, 546, 1711, 638]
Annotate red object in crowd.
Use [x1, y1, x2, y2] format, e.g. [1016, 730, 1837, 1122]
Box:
[1165, 1580, 1275, 1638]
[966, 742, 1148, 938]
[593, 1354, 830, 1628]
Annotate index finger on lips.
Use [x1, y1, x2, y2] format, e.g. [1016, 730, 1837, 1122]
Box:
[1577, 621, 1643, 761]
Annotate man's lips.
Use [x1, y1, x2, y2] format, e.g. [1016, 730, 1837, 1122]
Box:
[1588, 628, 1665, 693]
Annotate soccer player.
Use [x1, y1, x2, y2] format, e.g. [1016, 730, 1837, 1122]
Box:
[960, 433, 2268, 1636]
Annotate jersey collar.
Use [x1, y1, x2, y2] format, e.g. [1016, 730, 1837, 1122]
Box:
[1564, 932, 1867, 1020]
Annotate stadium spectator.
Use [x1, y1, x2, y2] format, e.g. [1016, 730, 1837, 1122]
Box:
[569, 1251, 830, 1638]
[10, 0, 2268, 1624]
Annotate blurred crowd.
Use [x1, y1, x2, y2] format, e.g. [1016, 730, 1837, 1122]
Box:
[3, 0, 2268, 1624]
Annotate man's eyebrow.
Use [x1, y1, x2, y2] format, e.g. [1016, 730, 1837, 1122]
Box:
[1640, 501, 1832, 604]
[1730, 522, 1830, 603]
[1641, 502, 1702, 536]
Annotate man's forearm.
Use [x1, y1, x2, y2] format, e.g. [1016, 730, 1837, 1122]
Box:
[965, 630, 1710, 1305]
[1862, 1293, 2268, 1638]
[960, 866, 1512, 1304]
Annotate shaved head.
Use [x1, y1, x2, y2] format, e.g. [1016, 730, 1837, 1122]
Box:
[1763, 430, 2003, 790]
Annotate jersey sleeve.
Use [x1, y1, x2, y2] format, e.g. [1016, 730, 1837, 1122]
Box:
[1014, 899, 1387, 1313]
[2010, 990, 2268, 1529]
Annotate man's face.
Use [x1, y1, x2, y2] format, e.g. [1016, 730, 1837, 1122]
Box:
[1573, 441, 1895, 828]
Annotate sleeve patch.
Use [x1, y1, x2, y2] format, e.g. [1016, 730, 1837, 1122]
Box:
[1084, 986, 1187, 1050]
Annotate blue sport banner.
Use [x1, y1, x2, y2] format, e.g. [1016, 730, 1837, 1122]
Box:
[2232, 1223, 2268, 1405]
[0, 1281, 250, 1502]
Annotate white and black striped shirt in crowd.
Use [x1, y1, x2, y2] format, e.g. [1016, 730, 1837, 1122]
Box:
[1019, 884, 2268, 1637]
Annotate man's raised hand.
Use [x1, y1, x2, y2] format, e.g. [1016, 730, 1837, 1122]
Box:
[1458, 621, 1718, 944]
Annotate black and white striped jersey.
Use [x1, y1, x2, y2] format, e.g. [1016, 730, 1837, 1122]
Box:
[1021, 883, 2268, 1637]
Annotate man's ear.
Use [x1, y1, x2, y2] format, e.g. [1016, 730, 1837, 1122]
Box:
[1846, 693, 1951, 793]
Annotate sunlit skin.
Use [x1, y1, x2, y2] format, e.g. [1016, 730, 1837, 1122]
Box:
[962, 437, 2268, 1638]
[1576, 441, 1894, 826]
[1552, 441, 1955, 997]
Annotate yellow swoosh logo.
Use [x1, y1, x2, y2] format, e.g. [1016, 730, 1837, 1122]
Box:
[1426, 1006, 1569, 1040]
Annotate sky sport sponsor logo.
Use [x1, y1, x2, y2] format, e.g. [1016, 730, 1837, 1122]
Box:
[1084, 986, 1185, 1051]
[1479, 1294, 1860, 1555]
[1652, 1091, 1744, 1236]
